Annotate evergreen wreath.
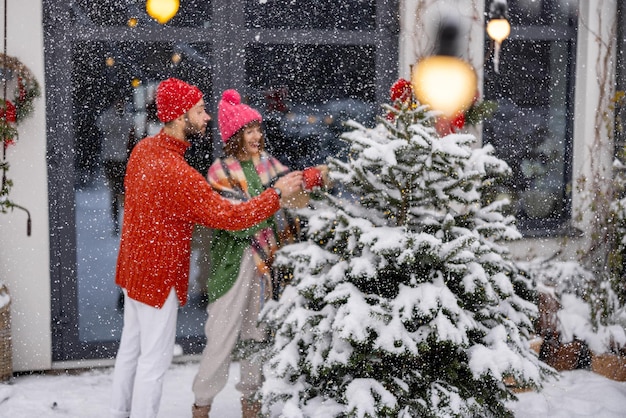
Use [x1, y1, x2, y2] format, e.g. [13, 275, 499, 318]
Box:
[0, 53, 41, 146]
[1, 53, 41, 228]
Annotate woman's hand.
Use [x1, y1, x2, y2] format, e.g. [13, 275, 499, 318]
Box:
[274, 171, 304, 204]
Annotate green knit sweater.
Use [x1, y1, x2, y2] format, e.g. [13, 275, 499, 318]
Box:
[207, 160, 274, 303]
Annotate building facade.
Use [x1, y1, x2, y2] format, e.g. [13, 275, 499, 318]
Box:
[0, 0, 621, 372]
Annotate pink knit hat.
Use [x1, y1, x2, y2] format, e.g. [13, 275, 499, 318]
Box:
[155, 78, 203, 123]
[218, 89, 262, 142]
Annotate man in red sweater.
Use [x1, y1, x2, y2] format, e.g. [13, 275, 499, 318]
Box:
[110, 78, 303, 418]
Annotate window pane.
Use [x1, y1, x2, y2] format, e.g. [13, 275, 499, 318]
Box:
[245, 0, 377, 30]
[245, 44, 377, 169]
[71, 0, 212, 28]
[483, 0, 578, 234]
[72, 41, 213, 346]
[483, 39, 574, 231]
[507, 0, 577, 26]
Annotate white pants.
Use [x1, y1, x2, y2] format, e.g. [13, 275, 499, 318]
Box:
[192, 249, 266, 406]
[110, 288, 179, 418]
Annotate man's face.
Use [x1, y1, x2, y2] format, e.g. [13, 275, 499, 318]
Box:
[184, 99, 211, 138]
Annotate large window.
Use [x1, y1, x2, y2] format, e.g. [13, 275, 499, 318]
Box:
[70, 0, 212, 27]
[246, 43, 377, 169]
[72, 40, 214, 350]
[44, 0, 398, 361]
[245, 0, 377, 30]
[483, 0, 577, 235]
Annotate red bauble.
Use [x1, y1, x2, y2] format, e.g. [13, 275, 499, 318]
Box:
[390, 78, 412, 103]
[451, 112, 465, 131]
[0, 100, 16, 123]
[302, 167, 324, 190]
[436, 112, 466, 136]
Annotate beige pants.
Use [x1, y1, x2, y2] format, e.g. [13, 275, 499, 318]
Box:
[192, 248, 266, 405]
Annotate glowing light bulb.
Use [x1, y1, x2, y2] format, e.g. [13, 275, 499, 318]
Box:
[411, 56, 477, 117]
[486, 18, 511, 44]
[146, 0, 180, 24]
[486, 1, 511, 73]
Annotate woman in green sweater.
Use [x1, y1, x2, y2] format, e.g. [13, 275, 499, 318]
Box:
[191, 89, 327, 418]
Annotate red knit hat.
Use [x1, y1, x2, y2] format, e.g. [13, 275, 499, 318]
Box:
[218, 89, 262, 142]
[155, 78, 203, 123]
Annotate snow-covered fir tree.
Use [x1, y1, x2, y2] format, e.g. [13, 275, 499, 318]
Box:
[259, 80, 548, 417]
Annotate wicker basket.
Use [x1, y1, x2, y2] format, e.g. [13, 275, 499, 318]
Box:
[0, 284, 12, 382]
[591, 352, 626, 381]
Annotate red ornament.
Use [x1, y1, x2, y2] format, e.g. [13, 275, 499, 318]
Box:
[390, 78, 413, 103]
[302, 167, 324, 190]
[451, 112, 465, 131]
[0, 100, 16, 123]
[435, 112, 466, 136]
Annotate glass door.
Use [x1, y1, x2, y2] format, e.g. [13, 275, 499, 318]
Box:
[68, 39, 214, 360]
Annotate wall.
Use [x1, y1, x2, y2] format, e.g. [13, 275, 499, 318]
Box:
[0, 0, 51, 372]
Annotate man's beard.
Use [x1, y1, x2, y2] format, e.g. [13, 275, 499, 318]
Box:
[184, 117, 205, 139]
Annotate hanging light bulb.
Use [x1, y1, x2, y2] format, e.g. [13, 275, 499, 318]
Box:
[146, 0, 180, 24]
[486, 0, 511, 73]
[411, 17, 478, 118]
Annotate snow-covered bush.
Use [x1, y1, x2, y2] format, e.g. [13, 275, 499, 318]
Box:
[259, 82, 549, 417]
[572, 90, 626, 349]
[523, 258, 626, 354]
[609, 156, 626, 310]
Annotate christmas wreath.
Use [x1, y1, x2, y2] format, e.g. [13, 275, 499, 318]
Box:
[0, 53, 41, 147]
[1, 54, 40, 229]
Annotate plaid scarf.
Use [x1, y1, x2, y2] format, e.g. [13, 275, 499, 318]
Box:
[207, 152, 301, 291]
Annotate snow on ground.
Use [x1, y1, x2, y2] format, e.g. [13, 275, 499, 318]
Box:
[0, 361, 625, 417]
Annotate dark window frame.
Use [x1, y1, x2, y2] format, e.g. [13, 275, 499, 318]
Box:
[482, 0, 577, 237]
[43, 0, 398, 362]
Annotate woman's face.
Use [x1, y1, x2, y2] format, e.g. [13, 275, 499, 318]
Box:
[238, 123, 263, 160]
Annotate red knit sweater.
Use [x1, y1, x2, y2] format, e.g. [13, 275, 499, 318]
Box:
[115, 131, 280, 308]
